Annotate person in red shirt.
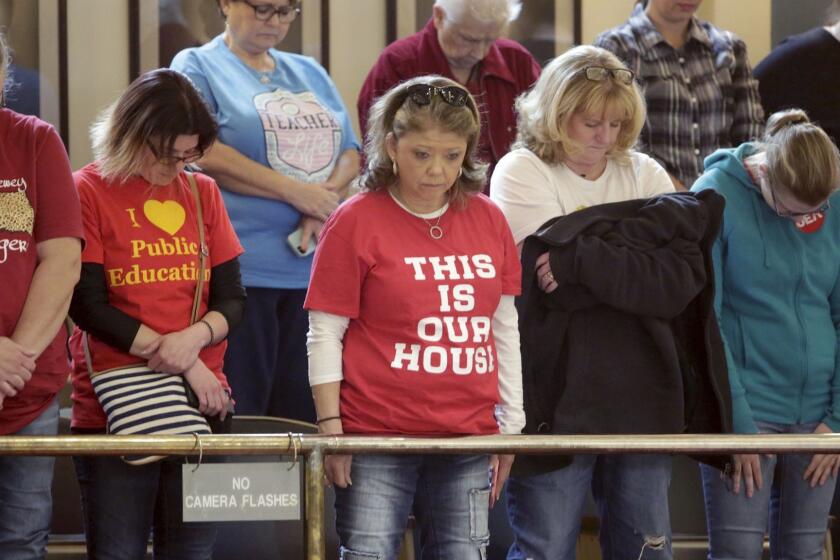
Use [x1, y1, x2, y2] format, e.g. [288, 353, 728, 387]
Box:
[306, 76, 524, 559]
[67, 69, 245, 559]
[357, 0, 541, 189]
[0, 31, 83, 558]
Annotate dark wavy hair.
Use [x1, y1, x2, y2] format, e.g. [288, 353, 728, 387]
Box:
[359, 75, 487, 206]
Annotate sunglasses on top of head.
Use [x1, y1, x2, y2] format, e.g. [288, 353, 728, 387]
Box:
[404, 84, 470, 108]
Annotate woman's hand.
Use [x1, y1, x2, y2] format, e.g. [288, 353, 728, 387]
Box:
[297, 216, 326, 254]
[319, 417, 353, 488]
[0, 336, 35, 400]
[803, 423, 840, 487]
[143, 325, 209, 374]
[183, 360, 230, 420]
[287, 181, 340, 221]
[726, 454, 764, 497]
[535, 252, 558, 293]
[489, 454, 514, 508]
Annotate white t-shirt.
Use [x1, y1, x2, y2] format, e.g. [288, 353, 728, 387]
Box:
[490, 148, 675, 245]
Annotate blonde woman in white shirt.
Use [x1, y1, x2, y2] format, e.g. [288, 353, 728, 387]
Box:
[491, 44, 675, 560]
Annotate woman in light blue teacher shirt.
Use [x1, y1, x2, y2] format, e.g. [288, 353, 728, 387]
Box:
[171, 0, 360, 422]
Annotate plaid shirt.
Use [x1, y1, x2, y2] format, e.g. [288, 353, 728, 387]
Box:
[595, 4, 764, 187]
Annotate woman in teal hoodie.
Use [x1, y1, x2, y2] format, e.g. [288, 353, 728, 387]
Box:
[692, 109, 840, 558]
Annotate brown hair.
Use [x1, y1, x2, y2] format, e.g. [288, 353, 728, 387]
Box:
[359, 75, 487, 206]
[762, 109, 840, 206]
[514, 45, 645, 165]
[91, 69, 217, 181]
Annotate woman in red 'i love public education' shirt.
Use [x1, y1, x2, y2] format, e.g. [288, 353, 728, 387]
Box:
[67, 69, 244, 559]
[305, 76, 524, 559]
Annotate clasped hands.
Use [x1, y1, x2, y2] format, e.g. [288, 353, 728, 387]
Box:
[0, 336, 36, 410]
[138, 327, 231, 420]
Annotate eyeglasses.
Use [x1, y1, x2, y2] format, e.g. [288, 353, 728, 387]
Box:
[404, 84, 470, 108]
[767, 181, 831, 218]
[147, 142, 203, 166]
[240, 0, 300, 23]
[582, 66, 635, 85]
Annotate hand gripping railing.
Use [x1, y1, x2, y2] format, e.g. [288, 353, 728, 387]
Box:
[4, 433, 840, 560]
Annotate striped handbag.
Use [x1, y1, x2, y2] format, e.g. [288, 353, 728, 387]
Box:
[83, 173, 211, 465]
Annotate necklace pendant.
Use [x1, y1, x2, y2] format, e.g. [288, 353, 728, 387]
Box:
[429, 225, 444, 240]
[259, 73, 271, 84]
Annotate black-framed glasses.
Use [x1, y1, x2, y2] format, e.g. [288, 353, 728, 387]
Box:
[767, 181, 832, 218]
[240, 0, 300, 23]
[405, 84, 469, 108]
[582, 66, 635, 85]
[147, 142, 204, 166]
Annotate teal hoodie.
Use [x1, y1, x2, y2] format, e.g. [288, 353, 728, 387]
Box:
[692, 144, 840, 434]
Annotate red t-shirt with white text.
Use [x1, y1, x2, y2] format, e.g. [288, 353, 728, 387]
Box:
[69, 166, 243, 429]
[0, 109, 83, 434]
[305, 191, 521, 435]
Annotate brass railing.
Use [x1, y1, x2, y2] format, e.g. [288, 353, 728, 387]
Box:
[4, 433, 840, 559]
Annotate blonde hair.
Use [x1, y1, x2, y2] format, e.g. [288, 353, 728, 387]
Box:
[360, 75, 487, 206]
[762, 109, 840, 206]
[91, 69, 217, 181]
[514, 45, 645, 165]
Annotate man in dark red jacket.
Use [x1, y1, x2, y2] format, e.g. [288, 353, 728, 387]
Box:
[357, 0, 541, 191]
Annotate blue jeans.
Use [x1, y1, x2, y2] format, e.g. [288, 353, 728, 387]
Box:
[334, 454, 491, 559]
[506, 454, 673, 560]
[0, 398, 58, 560]
[700, 421, 836, 559]
[223, 287, 314, 421]
[73, 453, 216, 560]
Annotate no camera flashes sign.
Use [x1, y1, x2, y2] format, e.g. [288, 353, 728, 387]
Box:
[182, 462, 301, 522]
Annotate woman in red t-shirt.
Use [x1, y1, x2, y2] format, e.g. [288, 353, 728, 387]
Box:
[0, 30, 83, 558]
[305, 76, 524, 558]
[68, 69, 245, 559]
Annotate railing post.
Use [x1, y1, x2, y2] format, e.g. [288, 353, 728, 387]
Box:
[305, 445, 326, 560]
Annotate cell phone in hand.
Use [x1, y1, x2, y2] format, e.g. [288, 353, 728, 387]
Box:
[286, 226, 316, 257]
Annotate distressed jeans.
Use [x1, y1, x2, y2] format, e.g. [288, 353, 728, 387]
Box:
[334, 453, 491, 559]
[0, 398, 59, 560]
[506, 453, 673, 560]
[700, 421, 836, 559]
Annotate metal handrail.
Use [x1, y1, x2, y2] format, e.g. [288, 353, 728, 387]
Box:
[4, 432, 840, 559]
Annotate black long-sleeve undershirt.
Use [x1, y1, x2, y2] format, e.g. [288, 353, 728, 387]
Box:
[69, 257, 246, 353]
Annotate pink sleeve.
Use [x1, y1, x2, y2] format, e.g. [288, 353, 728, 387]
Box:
[33, 127, 83, 244]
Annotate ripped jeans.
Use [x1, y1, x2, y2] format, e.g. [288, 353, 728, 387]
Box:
[506, 454, 672, 560]
[333, 454, 490, 559]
